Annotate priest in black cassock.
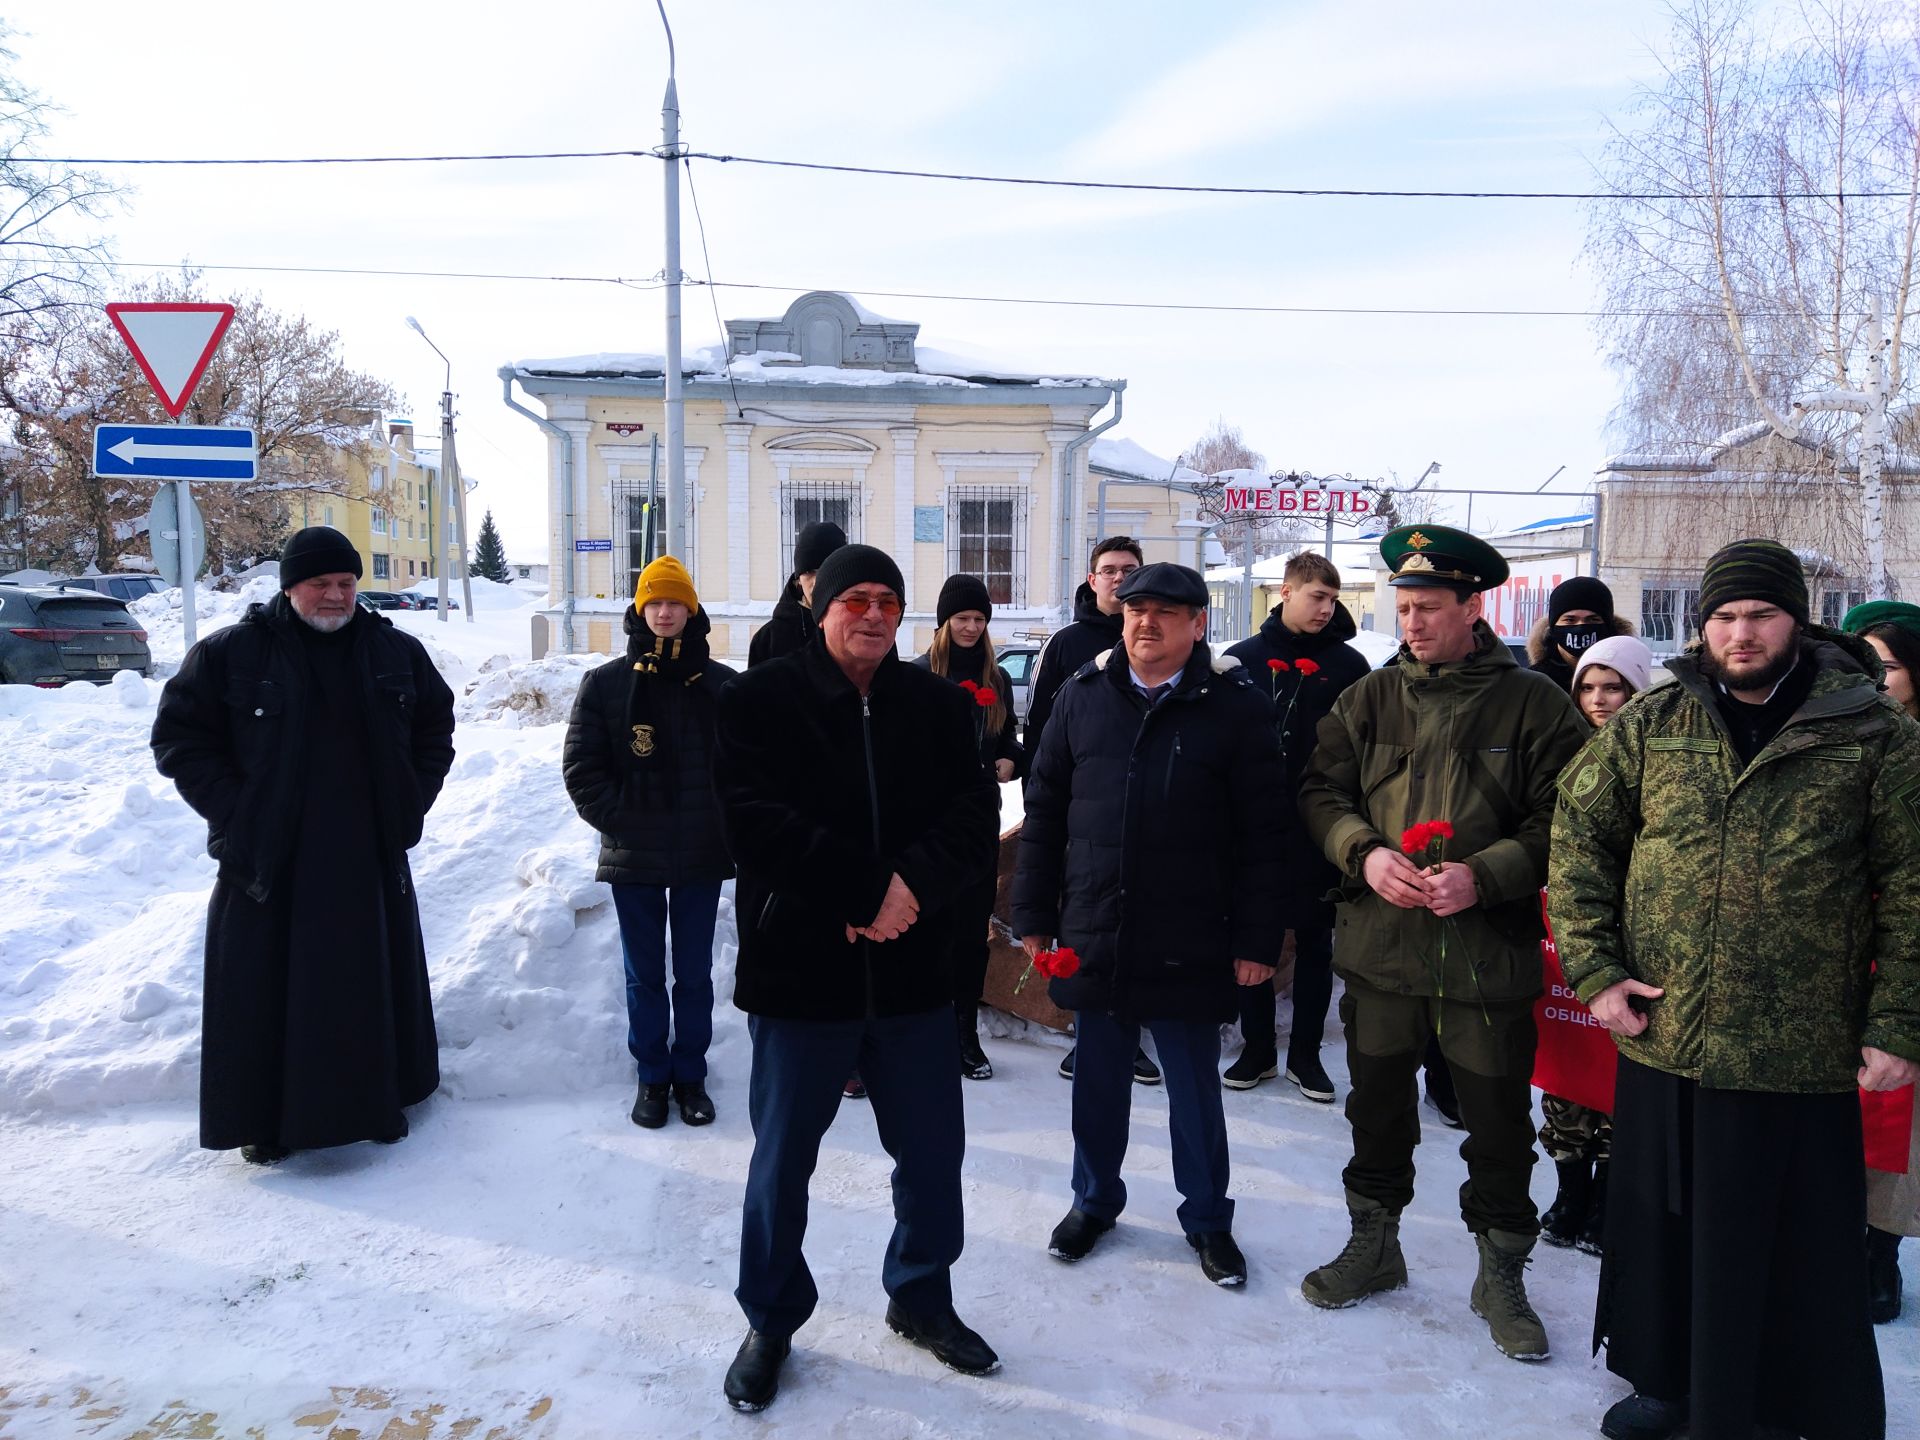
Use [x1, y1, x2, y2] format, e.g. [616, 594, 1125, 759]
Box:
[152, 527, 456, 1164]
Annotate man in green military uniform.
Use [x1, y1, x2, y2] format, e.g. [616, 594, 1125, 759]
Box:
[1297, 524, 1588, 1361]
[1549, 539, 1920, 1440]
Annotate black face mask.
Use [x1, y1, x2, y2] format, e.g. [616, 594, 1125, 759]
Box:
[1552, 623, 1605, 656]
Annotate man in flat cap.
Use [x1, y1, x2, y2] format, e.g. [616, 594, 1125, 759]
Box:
[1297, 526, 1586, 1359]
[151, 526, 456, 1164]
[1551, 540, 1919, 1440]
[1013, 562, 1288, 1287]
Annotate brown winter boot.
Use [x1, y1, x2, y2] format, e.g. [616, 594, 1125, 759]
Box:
[1470, 1229, 1550, 1361]
[1301, 1189, 1408, 1309]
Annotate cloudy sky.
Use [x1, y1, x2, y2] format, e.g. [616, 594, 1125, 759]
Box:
[12, 0, 1685, 557]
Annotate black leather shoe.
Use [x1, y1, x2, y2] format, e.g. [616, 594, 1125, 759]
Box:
[1599, 1393, 1687, 1440]
[885, 1301, 1000, 1375]
[1047, 1208, 1115, 1262]
[723, 1329, 790, 1412]
[1187, 1230, 1248, 1287]
[240, 1144, 291, 1166]
[631, 1081, 670, 1129]
[673, 1081, 715, 1126]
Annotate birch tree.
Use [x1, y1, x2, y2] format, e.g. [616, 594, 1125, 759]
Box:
[1588, 0, 1920, 596]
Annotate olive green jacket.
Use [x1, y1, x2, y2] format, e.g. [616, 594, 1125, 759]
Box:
[1300, 622, 1589, 1003]
[1548, 629, 1920, 1093]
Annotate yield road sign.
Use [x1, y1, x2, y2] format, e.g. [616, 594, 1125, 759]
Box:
[105, 302, 235, 417]
[93, 424, 257, 481]
[146, 484, 206, 588]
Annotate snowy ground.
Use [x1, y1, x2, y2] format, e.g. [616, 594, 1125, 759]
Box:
[1, 580, 1913, 1439]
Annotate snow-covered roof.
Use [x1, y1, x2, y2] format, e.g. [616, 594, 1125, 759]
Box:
[512, 292, 1116, 390]
[1089, 438, 1205, 484]
[1506, 513, 1593, 534]
[512, 344, 1111, 390]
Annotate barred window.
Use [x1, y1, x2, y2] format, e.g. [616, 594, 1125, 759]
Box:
[946, 485, 1026, 606]
[1819, 586, 1865, 629]
[781, 482, 861, 577]
[613, 479, 663, 600]
[1641, 586, 1699, 647]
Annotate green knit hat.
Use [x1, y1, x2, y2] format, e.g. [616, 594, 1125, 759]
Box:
[1841, 599, 1920, 641]
[1699, 539, 1808, 625]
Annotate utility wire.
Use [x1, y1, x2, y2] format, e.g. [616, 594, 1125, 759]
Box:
[95, 258, 1863, 321]
[29, 145, 1899, 202]
[683, 160, 744, 417]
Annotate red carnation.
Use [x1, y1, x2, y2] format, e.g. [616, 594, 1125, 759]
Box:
[958, 679, 980, 692]
[1400, 818, 1454, 861]
[974, 687, 998, 707]
[1044, 946, 1081, 978]
[1268, 658, 1290, 672]
[1295, 657, 1321, 677]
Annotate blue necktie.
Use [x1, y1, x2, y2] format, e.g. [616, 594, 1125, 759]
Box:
[1146, 683, 1172, 708]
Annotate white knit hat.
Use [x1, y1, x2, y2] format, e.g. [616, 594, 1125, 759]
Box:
[1572, 634, 1654, 697]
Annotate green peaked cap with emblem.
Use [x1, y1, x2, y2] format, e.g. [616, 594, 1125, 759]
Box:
[1379, 523, 1510, 591]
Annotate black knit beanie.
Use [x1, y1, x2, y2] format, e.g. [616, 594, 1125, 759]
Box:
[280, 527, 363, 588]
[792, 521, 848, 576]
[936, 573, 993, 628]
[811, 543, 905, 610]
[1548, 575, 1614, 624]
[1699, 539, 1809, 624]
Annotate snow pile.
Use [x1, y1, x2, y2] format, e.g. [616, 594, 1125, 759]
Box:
[455, 653, 599, 727]
[0, 576, 698, 1117]
[128, 574, 281, 675]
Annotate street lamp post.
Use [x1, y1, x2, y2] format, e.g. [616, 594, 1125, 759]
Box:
[406, 317, 474, 622]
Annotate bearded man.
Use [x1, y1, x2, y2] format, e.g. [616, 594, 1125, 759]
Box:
[152, 527, 455, 1164]
[1550, 538, 1920, 1440]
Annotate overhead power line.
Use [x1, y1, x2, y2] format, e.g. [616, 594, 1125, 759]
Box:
[29, 146, 1901, 202]
[97, 258, 1867, 321]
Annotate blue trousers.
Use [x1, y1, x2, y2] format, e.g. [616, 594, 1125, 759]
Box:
[610, 881, 720, 1085]
[736, 1007, 966, 1338]
[1071, 1008, 1234, 1234]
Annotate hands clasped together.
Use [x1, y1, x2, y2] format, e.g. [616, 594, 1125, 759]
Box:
[845, 873, 920, 944]
[1363, 845, 1480, 919]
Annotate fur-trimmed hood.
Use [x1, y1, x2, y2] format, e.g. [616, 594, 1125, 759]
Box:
[1527, 612, 1636, 667]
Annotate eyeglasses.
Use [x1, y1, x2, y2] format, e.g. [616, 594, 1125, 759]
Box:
[834, 593, 903, 617]
[1094, 565, 1141, 579]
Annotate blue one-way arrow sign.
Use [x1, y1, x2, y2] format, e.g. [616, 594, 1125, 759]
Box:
[93, 424, 257, 481]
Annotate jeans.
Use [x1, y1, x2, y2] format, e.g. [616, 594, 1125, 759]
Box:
[611, 881, 721, 1085]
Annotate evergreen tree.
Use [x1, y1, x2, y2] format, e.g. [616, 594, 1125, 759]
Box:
[472, 509, 510, 582]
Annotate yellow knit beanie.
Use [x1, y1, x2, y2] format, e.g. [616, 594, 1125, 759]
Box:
[635, 555, 698, 611]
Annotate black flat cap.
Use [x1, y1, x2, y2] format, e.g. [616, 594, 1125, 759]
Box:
[1115, 561, 1208, 608]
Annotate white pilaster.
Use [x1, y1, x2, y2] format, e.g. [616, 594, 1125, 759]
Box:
[724, 421, 754, 603]
[891, 425, 919, 602]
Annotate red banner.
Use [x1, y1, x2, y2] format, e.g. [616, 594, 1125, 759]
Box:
[1863, 1086, 1914, 1175]
[1532, 912, 1618, 1113]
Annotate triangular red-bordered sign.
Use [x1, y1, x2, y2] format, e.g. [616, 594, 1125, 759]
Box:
[105, 302, 236, 418]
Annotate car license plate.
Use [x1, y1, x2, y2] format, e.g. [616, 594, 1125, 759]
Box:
[96, 654, 117, 669]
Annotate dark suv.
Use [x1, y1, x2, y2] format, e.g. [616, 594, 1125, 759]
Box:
[357, 590, 421, 610]
[0, 585, 152, 686]
[54, 574, 167, 603]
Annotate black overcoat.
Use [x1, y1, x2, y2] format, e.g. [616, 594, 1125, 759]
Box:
[713, 635, 999, 1021]
[747, 578, 815, 668]
[1011, 643, 1291, 1024]
[563, 606, 737, 887]
[150, 596, 455, 1150]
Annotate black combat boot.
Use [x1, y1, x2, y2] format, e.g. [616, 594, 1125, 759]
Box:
[1541, 1157, 1592, 1248]
[1868, 1226, 1904, 1323]
[1575, 1161, 1609, 1256]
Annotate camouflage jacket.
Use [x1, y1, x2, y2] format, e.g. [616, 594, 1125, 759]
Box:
[1548, 630, 1920, 1093]
[1300, 622, 1589, 1002]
